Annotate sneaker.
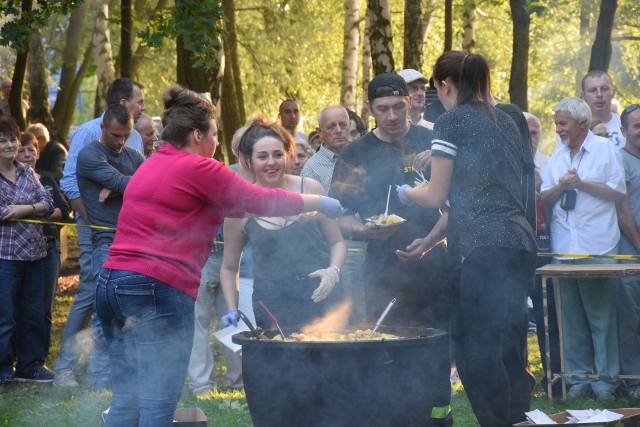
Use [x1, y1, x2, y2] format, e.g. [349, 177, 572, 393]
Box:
[566, 385, 591, 400]
[595, 390, 616, 401]
[53, 371, 79, 388]
[14, 365, 55, 383]
[628, 386, 640, 398]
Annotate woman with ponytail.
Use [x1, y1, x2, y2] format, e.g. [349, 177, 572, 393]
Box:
[397, 52, 537, 427]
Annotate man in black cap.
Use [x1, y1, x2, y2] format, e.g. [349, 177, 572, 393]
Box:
[329, 73, 453, 427]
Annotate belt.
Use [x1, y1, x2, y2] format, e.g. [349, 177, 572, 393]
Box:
[44, 236, 57, 243]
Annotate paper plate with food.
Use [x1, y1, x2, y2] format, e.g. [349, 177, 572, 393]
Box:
[366, 214, 406, 227]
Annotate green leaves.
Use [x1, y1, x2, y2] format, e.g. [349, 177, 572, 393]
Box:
[138, 0, 226, 71]
[0, 0, 83, 53]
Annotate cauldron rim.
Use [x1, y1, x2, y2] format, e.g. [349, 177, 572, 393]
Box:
[232, 326, 446, 349]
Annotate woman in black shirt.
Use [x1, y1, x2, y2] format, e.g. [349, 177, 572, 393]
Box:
[397, 51, 537, 427]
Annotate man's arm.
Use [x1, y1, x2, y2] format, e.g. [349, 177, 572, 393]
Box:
[395, 212, 448, 263]
[616, 195, 640, 251]
[76, 148, 132, 194]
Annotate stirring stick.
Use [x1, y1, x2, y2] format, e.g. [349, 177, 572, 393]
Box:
[258, 301, 286, 340]
[384, 185, 391, 220]
[370, 298, 396, 337]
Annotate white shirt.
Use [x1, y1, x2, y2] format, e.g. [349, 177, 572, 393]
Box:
[534, 151, 549, 178]
[542, 132, 625, 258]
[606, 113, 625, 149]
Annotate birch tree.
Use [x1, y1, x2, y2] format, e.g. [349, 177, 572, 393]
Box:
[92, 0, 116, 116]
[367, 0, 394, 75]
[340, 0, 360, 110]
[461, 0, 476, 53]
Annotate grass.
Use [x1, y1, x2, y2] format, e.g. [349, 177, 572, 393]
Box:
[1, 232, 639, 425]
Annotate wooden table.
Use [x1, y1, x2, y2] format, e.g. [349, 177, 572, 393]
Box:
[536, 263, 640, 400]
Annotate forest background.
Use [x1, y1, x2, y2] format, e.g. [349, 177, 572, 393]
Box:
[0, 0, 639, 164]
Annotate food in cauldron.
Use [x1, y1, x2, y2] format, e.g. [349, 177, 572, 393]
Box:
[270, 329, 400, 342]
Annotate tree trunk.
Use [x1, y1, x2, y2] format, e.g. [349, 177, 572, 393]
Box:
[51, 0, 87, 135]
[120, 0, 133, 78]
[576, 0, 596, 93]
[509, 0, 530, 111]
[340, 0, 360, 110]
[10, 51, 29, 130]
[361, 7, 372, 127]
[176, 36, 213, 93]
[54, 43, 93, 142]
[27, 28, 53, 128]
[367, 0, 394, 75]
[403, 0, 424, 70]
[220, 0, 245, 164]
[444, 0, 453, 52]
[461, 0, 476, 53]
[8, 0, 33, 129]
[421, 0, 436, 48]
[588, 0, 617, 72]
[92, 0, 116, 116]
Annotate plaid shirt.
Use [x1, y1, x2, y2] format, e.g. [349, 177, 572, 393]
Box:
[0, 162, 54, 260]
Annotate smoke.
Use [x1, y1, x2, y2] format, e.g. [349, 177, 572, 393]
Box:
[300, 300, 352, 336]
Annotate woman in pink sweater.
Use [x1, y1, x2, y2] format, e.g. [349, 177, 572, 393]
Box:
[96, 86, 342, 427]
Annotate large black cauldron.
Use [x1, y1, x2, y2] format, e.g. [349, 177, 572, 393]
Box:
[233, 327, 449, 427]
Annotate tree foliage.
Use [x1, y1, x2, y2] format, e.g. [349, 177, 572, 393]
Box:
[0, 0, 82, 53]
[138, 0, 225, 71]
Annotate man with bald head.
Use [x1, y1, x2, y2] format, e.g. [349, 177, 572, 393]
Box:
[135, 114, 159, 157]
[301, 106, 350, 192]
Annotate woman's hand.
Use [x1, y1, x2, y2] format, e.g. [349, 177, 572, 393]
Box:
[220, 308, 240, 328]
[2, 204, 33, 221]
[309, 266, 340, 302]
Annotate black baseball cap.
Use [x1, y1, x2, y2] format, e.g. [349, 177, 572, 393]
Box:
[368, 73, 410, 102]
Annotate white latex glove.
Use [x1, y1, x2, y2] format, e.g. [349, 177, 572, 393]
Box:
[309, 266, 340, 302]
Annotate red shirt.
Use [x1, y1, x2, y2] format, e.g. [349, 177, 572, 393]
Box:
[103, 144, 303, 298]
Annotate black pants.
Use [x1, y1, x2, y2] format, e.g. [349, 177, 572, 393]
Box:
[453, 247, 535, 427]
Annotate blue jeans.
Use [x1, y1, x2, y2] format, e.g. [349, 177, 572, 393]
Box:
[555, 246, 620, 393]
[90, 243, 112, 388]
[96, 269, 195, 427]
[0, 258, 46, 376]
[40, 239, 60, 364]
[55, 217, 96, 373]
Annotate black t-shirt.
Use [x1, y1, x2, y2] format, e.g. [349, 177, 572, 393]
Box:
[431, 102, 537, 258]
[330, 125, 442, 271]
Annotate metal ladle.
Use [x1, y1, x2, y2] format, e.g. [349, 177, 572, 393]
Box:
[369, 298, 396, 337]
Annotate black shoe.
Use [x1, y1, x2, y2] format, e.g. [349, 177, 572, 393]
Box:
[0, 374, 13, 385]
[14, 365, 55, 383]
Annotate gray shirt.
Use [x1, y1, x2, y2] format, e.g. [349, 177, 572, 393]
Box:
[76, 140, 144, 247]
[620, 149, 640, 254]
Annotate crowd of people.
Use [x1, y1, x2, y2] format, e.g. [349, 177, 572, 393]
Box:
[1, 54, 639, 427]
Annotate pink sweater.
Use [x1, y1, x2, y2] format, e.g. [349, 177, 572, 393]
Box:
[103, 144, 303, 298]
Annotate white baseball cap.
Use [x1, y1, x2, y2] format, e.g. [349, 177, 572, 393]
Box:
[397, 69, 428, 85]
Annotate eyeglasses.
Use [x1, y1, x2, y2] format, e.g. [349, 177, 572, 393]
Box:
[622, 104, 640, 119]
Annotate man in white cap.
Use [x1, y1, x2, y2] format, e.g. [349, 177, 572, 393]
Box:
[398, 69, 431, 129]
